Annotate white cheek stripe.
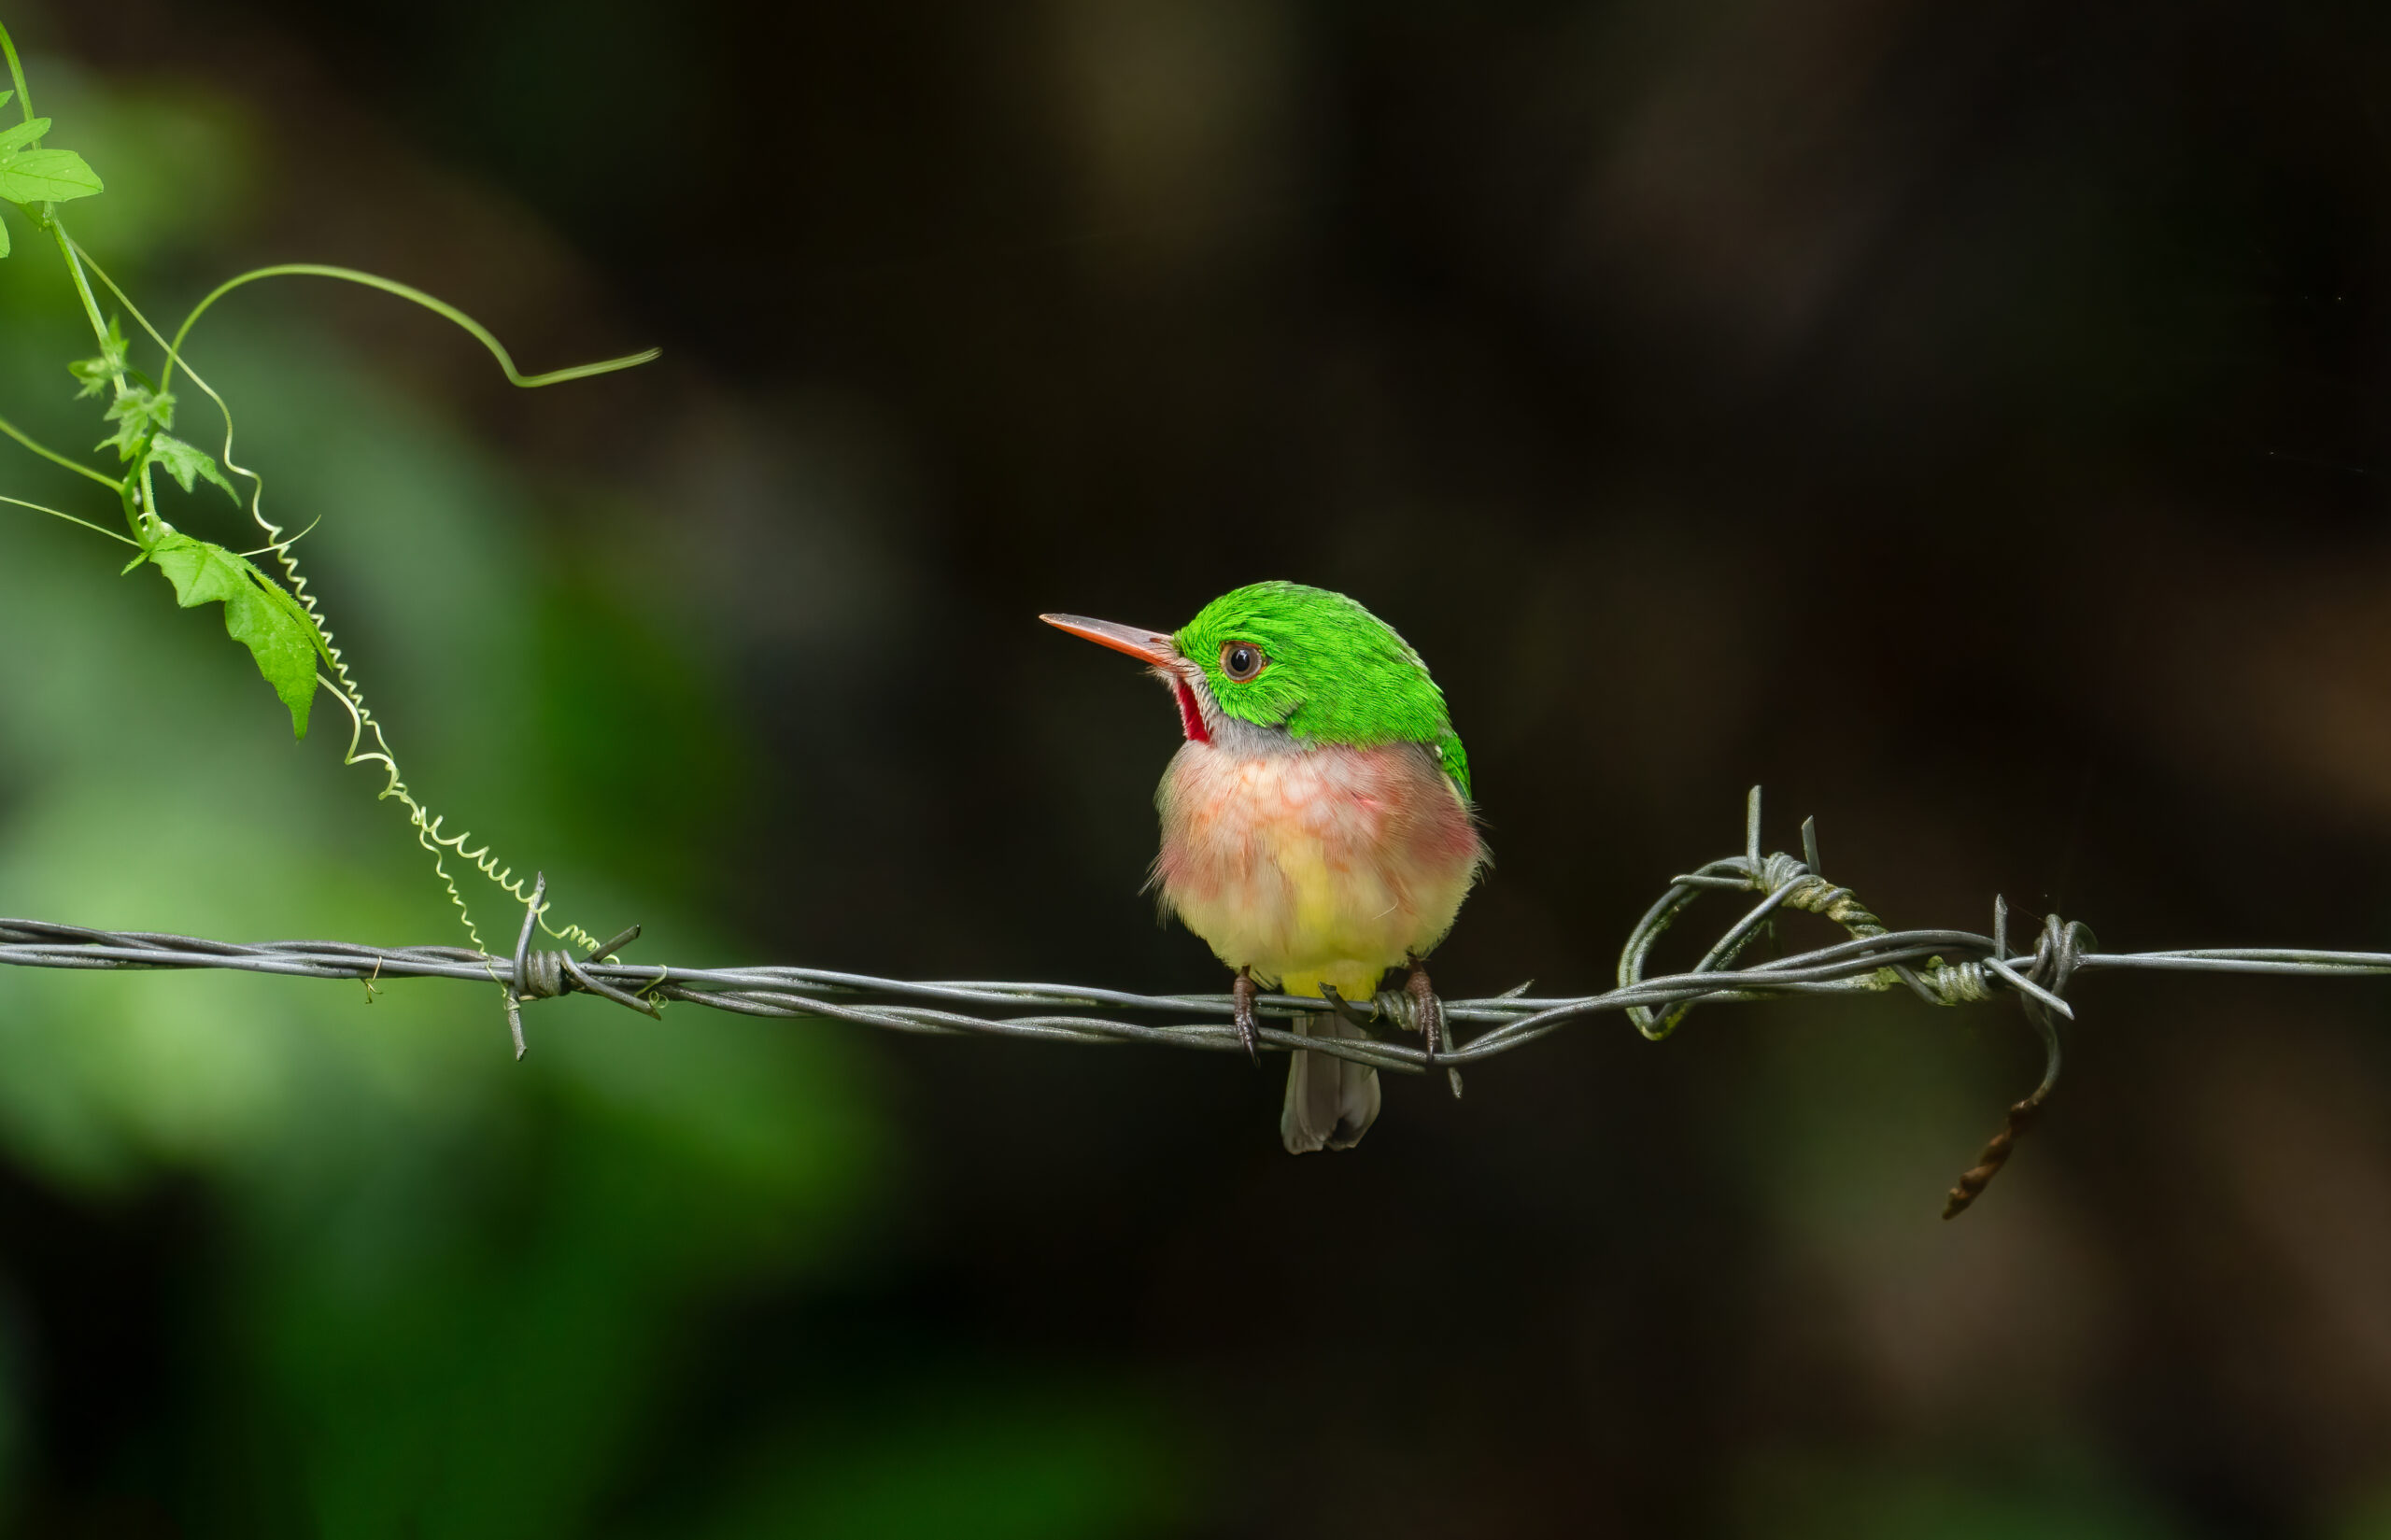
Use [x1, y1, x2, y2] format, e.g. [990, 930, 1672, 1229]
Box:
[1159, 663, 1299, 756]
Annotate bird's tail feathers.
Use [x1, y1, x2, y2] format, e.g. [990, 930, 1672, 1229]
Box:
[1280, 1012, 1380, 1153]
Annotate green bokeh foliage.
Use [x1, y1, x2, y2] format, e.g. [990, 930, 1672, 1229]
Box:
[0, 51, 1178, 1537]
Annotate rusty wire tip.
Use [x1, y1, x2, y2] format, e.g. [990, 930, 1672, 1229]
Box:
[1943, 1097, 2043, 1219]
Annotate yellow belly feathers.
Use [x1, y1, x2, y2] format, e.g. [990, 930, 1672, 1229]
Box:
[1152, 739, 1485, 1001]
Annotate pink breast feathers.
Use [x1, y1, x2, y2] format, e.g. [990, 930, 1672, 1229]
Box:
[1152, 740, 1485, 983]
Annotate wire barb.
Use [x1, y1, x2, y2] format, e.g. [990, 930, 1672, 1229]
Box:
[503, 872, 657, 1059]
[1, 791, 2387, 1214]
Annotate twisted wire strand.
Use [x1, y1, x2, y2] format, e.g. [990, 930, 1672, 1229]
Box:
[5, 789, 2390, 1213]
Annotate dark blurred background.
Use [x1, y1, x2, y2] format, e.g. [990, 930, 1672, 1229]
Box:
[0, 0, 2388, 1533]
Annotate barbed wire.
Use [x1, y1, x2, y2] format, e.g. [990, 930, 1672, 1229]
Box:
[3, 788, 2385, 1216]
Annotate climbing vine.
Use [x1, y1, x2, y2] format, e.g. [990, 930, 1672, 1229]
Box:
[0, 23, 653, 956]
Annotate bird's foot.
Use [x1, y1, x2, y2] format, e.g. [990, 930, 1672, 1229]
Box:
[1232, 967, 1260, 1066]
[1407, 954, 1464, 1101]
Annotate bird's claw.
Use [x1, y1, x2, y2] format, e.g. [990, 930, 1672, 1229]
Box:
[1232, 967, 1260, 1066]
[1407, 954, 1464, 1100]
[1405, 960, 1444, 1060]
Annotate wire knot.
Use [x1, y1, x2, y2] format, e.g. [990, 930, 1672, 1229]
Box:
[2024, 910, 2096, 1004]
[502, 873, 656, 1059]
[1923, 957, 1992, 1004]
[1943, 903, 2097, 1218]
[1760, 853, 1887, 936]
[516, 947, 571, 1001]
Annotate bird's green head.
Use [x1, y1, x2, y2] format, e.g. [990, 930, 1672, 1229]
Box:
[1041, 580, 1472, 796]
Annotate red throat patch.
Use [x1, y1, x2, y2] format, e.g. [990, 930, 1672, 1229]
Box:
[1172, 677, 1211, 743]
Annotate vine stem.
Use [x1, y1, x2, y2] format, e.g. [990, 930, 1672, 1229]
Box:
[46, 228, 147, 542]
[161, 263, 659, 395]
[0, 493, 135, 545]
[54, 231, 126, 397]
[0, 21, 33, 131]
[0, 36, 135, 533]
[0, 412, 121, 493]
[0, 35, 136, 538]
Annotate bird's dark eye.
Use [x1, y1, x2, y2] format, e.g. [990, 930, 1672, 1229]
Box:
[1221, 643, 1266, 682]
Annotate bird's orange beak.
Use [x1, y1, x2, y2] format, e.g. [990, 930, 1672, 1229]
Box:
[1040, 614, 1180, 666]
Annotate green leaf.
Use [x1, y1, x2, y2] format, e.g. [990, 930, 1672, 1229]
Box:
[68, 316, 127, 399]
[107, 384, 174, 431]
[0, 92, 12, 111]
[0, 148, 101, 203]
[0, 207, 9, 260]
[144, 434, 239, 503]
[96, 384, 174, 460]
[143, 533, 325, 738]
[0, 117, 48, 157]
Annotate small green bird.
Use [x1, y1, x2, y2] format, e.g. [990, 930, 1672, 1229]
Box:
[1043, 581, 1489, 1152]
